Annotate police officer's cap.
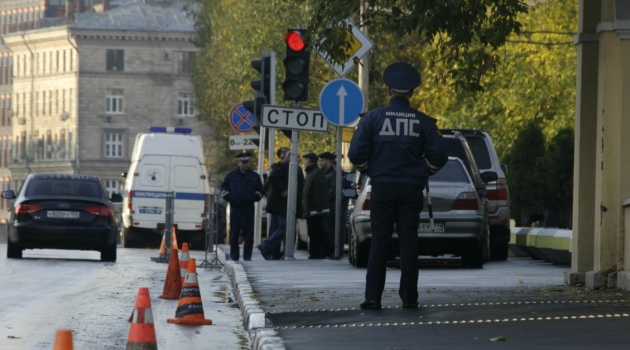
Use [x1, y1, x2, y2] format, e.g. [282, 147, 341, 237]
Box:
[383, 62, 420, 93]
[318, 152, 335, 160]
[302, 152, 318, 161]
[236, 152, 252, 162]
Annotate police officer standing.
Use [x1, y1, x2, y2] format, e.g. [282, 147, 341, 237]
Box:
[220, 152, 264, 261]
[348, 62, 448, 309]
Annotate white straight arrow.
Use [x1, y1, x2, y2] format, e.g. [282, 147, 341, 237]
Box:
[337, 85, 347, 126]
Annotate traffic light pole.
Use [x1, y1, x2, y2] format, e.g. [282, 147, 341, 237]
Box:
[254, 50, 276, 247]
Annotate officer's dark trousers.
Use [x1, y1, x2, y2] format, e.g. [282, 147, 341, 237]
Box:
[366, 182, 423, 304]
[229, 205, 255, 261]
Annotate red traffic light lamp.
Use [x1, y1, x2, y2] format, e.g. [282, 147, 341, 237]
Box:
[282, 29, 310, 102]
[285, 31, 306, 51]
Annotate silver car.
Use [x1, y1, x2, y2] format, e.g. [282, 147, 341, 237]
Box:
[347, 157, 489, 268]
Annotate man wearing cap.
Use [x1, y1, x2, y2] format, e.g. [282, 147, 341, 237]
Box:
[348, 62, 448, 309]
[220, 152, 264, 261]
[302, 152, 332, 259]
[258, 147, 305, 260]
[318, 151, 337, 258]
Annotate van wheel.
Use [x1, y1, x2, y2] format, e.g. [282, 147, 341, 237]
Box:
[7, 239, 22, 259]
[122, 227, 141, 248]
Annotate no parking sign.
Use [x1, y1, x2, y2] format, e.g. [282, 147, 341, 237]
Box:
[229, 103, 255, 133]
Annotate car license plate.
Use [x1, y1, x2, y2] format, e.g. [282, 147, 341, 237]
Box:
[47, 211, 80, 219]
[419, 222, 444, 233]
[139, 208, 162, 214]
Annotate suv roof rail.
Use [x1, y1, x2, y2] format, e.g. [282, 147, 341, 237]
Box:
[440, 128, 485, 137]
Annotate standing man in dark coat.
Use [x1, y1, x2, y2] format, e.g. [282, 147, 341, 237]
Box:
[318, 151, 337, 257]
[302, 152, 331, 259]
[220, 152, 264, 261]
[348, 62, 448, 309]
[259, 148, 304, 259]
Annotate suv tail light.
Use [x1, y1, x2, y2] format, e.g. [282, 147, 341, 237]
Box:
[486, 179, 509, 201]
[84, 205, 113, 216]
[451, 192, 479, 210]
[16, 204, 43, 214]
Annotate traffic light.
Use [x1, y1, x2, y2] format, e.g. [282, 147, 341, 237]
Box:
[243, 56, 271, 134]
[283, 29, 310, 102]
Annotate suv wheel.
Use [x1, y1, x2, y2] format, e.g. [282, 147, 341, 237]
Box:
[350, 231, 369, 268]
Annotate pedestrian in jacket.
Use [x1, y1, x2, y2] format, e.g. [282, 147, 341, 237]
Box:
[259, 148, 304, 259]
[302, 152, 331, 259]
[318, 151, 337, 256]
[220, 152, 264, 261]
[348, 62, 448, 310]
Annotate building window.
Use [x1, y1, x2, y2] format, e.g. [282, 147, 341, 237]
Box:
[106, 49, 124, 71]
[103, 179, 121, 198]
[106, 89, 124, 114]
[177, 92, 194, 116]
[104, 133, 123, 158]
[179, 52, 196, 73]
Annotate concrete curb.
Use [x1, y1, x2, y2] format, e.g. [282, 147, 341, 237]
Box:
[508, 227, 572, 265]
[222, 252, 286, 350]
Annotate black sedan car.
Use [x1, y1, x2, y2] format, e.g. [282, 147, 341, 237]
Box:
[2, 174, 123, 261]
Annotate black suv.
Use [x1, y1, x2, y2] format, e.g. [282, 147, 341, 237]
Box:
[441, 129, 511, 260]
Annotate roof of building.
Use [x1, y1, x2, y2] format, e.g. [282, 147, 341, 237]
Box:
[72, 0, 194, 32]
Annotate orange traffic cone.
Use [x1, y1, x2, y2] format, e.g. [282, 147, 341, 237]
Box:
[157, 228, 178, 257]
[53, 329, 73, 350]
[179, 243, 190, 285]
[128, 287, 150, 322]
[159, 247, 182, 299]
[127, 287, 158, 350]
[170, 226, 179, 251]
[157, 230, 167, 256]
[167, 258, 212, 325]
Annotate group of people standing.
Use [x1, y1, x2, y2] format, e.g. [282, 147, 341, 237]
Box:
[220, 148, 344, 261]
[222, 61, 448, 311]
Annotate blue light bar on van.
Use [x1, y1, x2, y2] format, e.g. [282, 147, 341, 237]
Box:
[148, 126, 192, 134]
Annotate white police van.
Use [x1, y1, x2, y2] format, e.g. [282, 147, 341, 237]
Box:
[121, 126, 210, 249]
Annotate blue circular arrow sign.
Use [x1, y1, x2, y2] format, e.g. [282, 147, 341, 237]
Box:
[229, 103, 255, 133]
[319, 78, 364, 126]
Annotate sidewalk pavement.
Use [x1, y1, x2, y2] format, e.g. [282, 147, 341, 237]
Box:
[222, 243, 630, 350]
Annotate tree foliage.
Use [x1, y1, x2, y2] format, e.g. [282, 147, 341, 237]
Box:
[536, 128, 574, 228]
[185, 0, 578, 214]
[419, 0, 577, 162]
[184, 0, 338, 182]
[308, 0, 528, 91]
[505, 122, 546, 227]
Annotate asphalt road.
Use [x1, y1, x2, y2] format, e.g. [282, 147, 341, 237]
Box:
[229, 247, 630, 350]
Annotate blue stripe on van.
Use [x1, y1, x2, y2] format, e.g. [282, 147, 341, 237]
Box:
[175, 192, 206, 200]
[132, 191, 205, 200]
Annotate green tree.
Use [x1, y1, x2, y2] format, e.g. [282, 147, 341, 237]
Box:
[308, 0, 528, 91]
[185, 0, 338, 181]
[537, 127, 574, 228]
[505, 122, 546, 226]
[419, 0, 577, 161]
